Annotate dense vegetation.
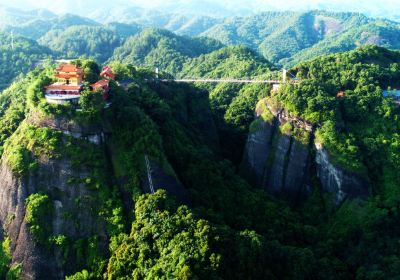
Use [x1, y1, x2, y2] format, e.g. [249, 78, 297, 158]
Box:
[38, 26, 123, 63]
[110, 28, 223, 75]
[0, 32, 52, 90]
[201, 11, 400, 66]
[2, 8, 400, 91]
[0, 13, 399, 278]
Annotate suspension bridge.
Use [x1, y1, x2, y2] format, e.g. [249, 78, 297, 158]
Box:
[158, 69, 298, 85]
[161, 78, 282, 84]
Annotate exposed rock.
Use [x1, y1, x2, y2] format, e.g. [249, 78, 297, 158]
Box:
[0, 151, 108, 279]
[241, 98, 369, 203]
[141, 157, 191, 206]
[315, 142, 369, 202]
[283, 139, 311, 199]
[267, 132, 291, 194]
[28, 110, 105, 145]
[240, 120, 275, 187]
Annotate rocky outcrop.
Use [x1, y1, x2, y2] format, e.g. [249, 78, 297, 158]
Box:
[315, 143, 369, 201]
[240, 120, 275, 187]
[141, 157, 191, 206]
[241, 99, 312, 201]
[241, 98, 368, 203]
[0, 154, 108, 279]
[267, 132, 292, 194]
[28, 110, 106, 145]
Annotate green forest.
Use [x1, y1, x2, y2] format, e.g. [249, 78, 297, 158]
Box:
[0, 4, 400, 280]
[0, 44, 399, 279]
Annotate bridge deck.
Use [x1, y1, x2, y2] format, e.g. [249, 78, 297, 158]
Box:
[161, 79, 282, 84]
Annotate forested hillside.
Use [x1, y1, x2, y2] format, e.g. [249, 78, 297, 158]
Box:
[38, 26, 124, 63]
[0, 32, 52, 90]
[0, 12, 99, 40]
[201, 11, 400, 66]
[110, 28, 223, 75]
[0, 46, 399, 279]
[0, 5, 400, 279]
[2, 7, 400, 71]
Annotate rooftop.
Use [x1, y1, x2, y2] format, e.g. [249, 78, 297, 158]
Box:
[92, 79, 109, 88]
[45, 84, 82, 90]
[56, 64, 83, 73]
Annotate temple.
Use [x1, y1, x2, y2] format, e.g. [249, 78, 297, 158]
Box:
[100, 66, 115, 80]
[91, 79, 110, 100]
[44, 64, 114, 105]
[45, 64, 84, 104]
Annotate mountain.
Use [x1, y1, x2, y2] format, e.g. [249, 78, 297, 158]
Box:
[0, 32, 52, 90]
[200, 10, 400, 66]
[179, 45, 274, 78]
[110, 28, 224, 75]
[0, 46, 399, 279]
[38, 25, 125, 62]
[6, 1, 400, 22]
[0, 5, 57, 27]
[0, 9, 99, 40]
[3, 7, 400, 68]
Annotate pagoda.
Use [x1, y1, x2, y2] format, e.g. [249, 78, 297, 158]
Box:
[45, 64, 84, 104]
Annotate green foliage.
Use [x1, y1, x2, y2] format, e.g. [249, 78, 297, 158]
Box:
[0, 32, 52, 90]
[38, 26, 122, 63]
[106, 190, 220, 280]
[110, 28, 223, 75]
[78, 89, 105, 121]
[180, 45, 274, 79]
[278, 46, 400, 176]
[0, 237, 22, 280]
[201, 11, 400, 66]
[1, 42, 400, 280]
[25, 193, 53, 243]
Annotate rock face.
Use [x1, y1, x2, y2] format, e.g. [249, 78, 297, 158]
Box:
[315, 143, 369, 201]
[28, 110, 106, 145]
[241, 98, 369, 203]
[240, 120, 275, 187]
[0, 155, 108, 279]
[141, 157, 191, 206]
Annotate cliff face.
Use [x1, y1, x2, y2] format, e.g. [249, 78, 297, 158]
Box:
[241, 98, 369, 203]
[315, 143, 369, 201]
[0, 145, 108, 279]
[0, 111, 189, 279]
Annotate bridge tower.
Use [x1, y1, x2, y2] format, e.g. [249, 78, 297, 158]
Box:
[282, 68, 287, 82]
[155, 67, 159, 79]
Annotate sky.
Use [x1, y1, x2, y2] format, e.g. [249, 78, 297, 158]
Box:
[1, 0, 400, 19]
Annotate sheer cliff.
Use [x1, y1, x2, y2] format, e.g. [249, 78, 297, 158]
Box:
[241, 98, 370, 203]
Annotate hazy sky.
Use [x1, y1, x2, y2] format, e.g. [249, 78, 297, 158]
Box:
[2, 0, 400, 19]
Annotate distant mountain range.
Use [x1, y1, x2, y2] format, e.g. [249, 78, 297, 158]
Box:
[3, 1, 400, 21]
[1, 6, 400, 89]
[2, 7, 400, 65]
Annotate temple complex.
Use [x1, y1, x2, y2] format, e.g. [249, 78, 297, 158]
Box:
[44, 63, 114, 105]
[45, 64, 84, 104]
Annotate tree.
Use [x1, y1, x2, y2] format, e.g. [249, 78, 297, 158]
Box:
[78, 88, 105, 121]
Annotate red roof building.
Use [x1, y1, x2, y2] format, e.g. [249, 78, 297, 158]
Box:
[45, 64, 84, 97]
[100, 66, 115, 80]
[44, 63, 113, 104]
[91, 79, 110, 100]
